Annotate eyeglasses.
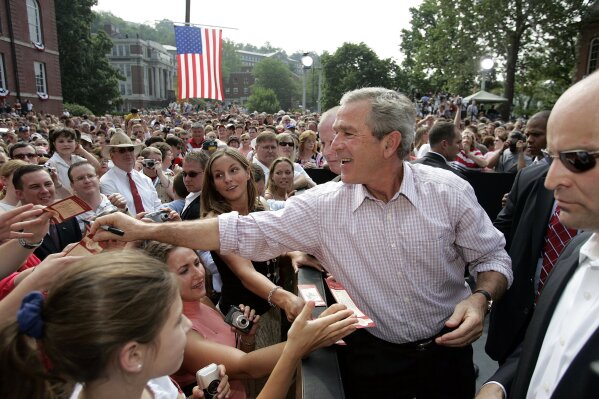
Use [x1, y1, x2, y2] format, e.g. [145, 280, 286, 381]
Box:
[181, 170, 203, 178]
[13, 153, 38, 160]
[74, 173, 97, 182]
[278, 142, 294, 147]
[115, 147, 135, 154]
[542, 149, 599, 173]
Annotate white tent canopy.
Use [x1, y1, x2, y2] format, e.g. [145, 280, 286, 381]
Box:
[463, 90, 508, 103]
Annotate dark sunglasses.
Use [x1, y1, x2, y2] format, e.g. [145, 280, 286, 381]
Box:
[181, 170, 203, 178]
[542, 149, 599, 173]
[115, 147, 135, 154]
[13, 153, 38, 160]
[278, 142, 294, 147]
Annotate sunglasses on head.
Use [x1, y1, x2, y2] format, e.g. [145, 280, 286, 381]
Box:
[542, 149, 599, 173]
[278, 142, 294, 147]
[181, 170, 203, 178]
[115, 147, 135, 154]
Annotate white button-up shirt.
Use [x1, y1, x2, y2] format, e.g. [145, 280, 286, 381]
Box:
[100, 166, 161, 213]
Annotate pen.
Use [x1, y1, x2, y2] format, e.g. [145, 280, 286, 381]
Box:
[82, 220, 125, 237]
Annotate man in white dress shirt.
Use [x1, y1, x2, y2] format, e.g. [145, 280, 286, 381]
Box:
[100, 131, 161, 214]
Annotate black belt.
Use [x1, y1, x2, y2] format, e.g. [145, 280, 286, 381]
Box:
[345, 326, 455, 354]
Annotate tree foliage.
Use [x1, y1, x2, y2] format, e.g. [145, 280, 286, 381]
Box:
[245, 87, 280, 114]
[56, 0, 122, 114]
[400, 0, 592, 119]
[320, 43, 402, 110]
[252, 58, 299, 110]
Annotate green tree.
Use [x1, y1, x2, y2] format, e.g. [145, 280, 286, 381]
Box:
[252, 58, 299, 110]
[320, 43, 401, 110]
[56, 0, 122, 114]
[222, 40, 242, 81]
[400, 0, 482, 96]
[245, 87, 280, 114]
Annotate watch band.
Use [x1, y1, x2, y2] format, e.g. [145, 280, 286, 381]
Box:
[473, 289, 493, 313]
[18, 237, 44, 249]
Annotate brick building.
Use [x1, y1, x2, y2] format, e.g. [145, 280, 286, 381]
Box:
[0, 0, 63, 114]
[104, 24, 177, 111]
[576, 1, 599, 81]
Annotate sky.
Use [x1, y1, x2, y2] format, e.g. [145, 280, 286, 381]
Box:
[93, 0, 423, 62]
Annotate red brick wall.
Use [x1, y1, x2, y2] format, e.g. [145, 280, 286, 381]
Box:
[576, 20, 599, 81]
[0, 0, 63, 114]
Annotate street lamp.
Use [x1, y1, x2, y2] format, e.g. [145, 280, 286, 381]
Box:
[480, 57, 494, 91]
[301, 53, 313, 113]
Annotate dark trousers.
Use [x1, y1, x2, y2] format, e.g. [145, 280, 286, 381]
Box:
[338, 329, 475, 399]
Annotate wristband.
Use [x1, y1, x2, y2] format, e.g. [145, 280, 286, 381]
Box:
[267, 285, 281, 307]
[18, 237, 44, 249]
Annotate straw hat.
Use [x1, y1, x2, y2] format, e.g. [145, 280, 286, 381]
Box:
[101, 131, 143, 158]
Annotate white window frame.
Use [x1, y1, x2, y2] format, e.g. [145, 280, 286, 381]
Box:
[34, 61, 47, 94]
[26, 0, 43, 45]
[588, 37, 599, 75]
[0, 54, 6, 90]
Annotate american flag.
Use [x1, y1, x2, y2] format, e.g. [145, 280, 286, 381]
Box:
[174, 25, 224, 101]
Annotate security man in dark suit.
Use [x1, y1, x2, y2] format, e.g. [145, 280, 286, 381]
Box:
[476, 69, 599, 399]
[411, 121, 466, 179]
[485, 112, 554, 364]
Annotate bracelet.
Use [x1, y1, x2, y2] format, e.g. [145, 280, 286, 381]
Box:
[18, 237, 44, 249]
[267, 285, 281, 307]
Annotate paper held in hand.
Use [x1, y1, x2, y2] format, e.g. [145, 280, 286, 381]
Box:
[325, 276, 376, 329]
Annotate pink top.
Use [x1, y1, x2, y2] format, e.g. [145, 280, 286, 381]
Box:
[173, 301, 246, 399]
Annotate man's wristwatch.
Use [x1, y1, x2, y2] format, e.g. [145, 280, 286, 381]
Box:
[18, 237, 44, 249]
[473, 289, 493, 314]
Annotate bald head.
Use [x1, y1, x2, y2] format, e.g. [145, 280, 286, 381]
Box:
[544, 71, 599, 231]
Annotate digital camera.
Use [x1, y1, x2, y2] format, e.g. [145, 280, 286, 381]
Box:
[144, 210, 169, 223]
[196, 363, 220, 399]
[142, 159, 156, 168]
[224, 305, 253, 334]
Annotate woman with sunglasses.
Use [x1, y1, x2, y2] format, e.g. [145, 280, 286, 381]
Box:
[276, 133, 316, 191]
[0, 251, 231, 399]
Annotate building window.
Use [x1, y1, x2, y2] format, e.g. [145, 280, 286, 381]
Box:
[243, 88, 249, 95]
[233, 88, 239, 95]
[26, 0, 43, 45]
[34, 62, 47, 94]
[0, 54, 6, 91]
[588, 38, 599, 75]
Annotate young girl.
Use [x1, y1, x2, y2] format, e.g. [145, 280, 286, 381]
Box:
[0, 251, 230, 399]
[264, 157, 295, 201]
[45, 128, 100, 191]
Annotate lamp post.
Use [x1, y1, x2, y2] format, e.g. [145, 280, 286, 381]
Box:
[301, 53, 313, 113]
[480, 57, 494, 91]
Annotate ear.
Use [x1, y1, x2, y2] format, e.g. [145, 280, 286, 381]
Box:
[15, 189, 24, 201]
[118, 341, 146, 374]
[383, 131, 402, 158]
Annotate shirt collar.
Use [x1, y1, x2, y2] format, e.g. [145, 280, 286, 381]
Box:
[579, 233, 599, 269]
[350, 162, 419, 212]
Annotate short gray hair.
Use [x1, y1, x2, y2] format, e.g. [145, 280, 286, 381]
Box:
[339, 88, 415, 159]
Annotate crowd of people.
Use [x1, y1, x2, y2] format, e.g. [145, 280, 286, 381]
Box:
[0, 71, 598, 399]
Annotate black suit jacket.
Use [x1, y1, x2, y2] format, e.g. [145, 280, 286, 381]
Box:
[491, 232, 598, 398]
[33, 218, 83, 260]
[181, 194, 201, 221]
[411, 152, 466, 179]
[486, 162, 554, 363]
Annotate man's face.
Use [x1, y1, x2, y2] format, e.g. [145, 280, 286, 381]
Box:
[70, 163, 100, 198]
[319, 113, 340, 174]
[16, 170, 55, 206]
[191, 128, 204, 143]
[132, 125, 145, 140]
[182, 159, 205, 193]
[525, 116, 547, 157]
[12, 145, 39, 164]
[256, 139, 278, 167]
[18, 128, 31, 141]
[446, 129, 462, 161]
[332, 100, 387, 186]
[110, 147, 136, 172]
[545, 90, 599, 231]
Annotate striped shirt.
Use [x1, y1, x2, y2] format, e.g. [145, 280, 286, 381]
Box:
[219, 163, 512, 343]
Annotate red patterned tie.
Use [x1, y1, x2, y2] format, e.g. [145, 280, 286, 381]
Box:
[536, 206, 577, 301]
[127, 172, 145, 214]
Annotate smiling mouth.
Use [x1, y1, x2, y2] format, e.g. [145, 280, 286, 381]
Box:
[226, 185, 238, 191]
[341, 158, 352, 165]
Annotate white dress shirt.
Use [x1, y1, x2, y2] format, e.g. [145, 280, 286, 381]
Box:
[527, 233, 599, 398]
[100, 166, 161, 213]
[218, 163, 512, 343]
